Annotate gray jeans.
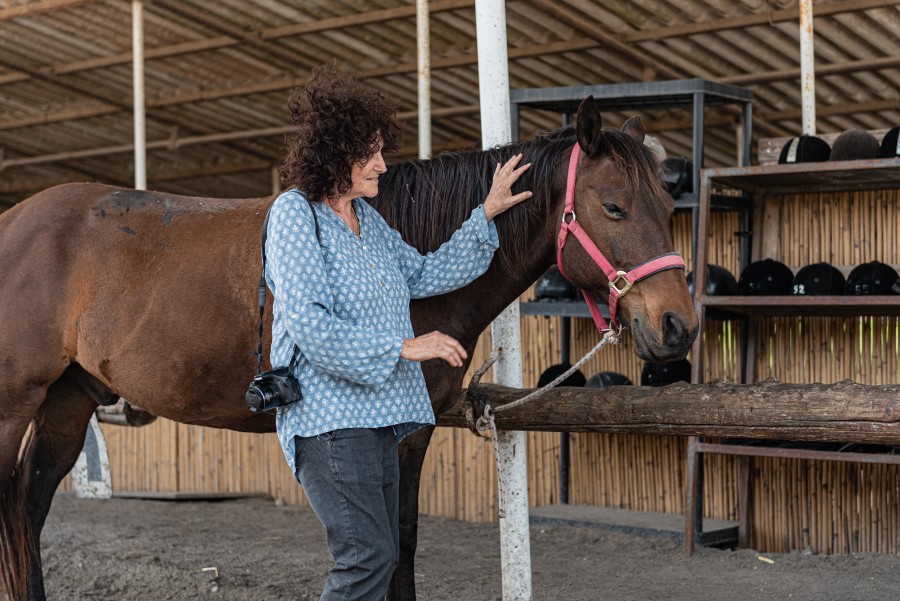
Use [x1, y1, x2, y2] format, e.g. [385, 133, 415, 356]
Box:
[295, 427, 400, 601]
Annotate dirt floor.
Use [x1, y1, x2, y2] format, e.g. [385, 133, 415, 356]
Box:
[41, 493, 900, 601]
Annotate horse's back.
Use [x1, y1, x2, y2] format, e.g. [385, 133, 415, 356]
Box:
[0, 183, 276, 431]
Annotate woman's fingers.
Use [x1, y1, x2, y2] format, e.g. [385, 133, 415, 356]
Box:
[401, 331, 467, 367]
[434, 333, 466, 367]
[508, 190, 533, 205]
[482, 153, 533, 221]
[497, 155, 531, 187]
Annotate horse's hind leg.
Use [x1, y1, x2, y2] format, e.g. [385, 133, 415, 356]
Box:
[0, 377, 54, 601]
[0, 415, 35, 601]
[20, 367, 98, 601]
[387, 425, 435, 601]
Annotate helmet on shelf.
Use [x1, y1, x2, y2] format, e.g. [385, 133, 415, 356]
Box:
[845, 261, 900, 296]
[880, 126, 900, 159]
[686, 264, 738, 296]
[830, 129, 880, 161]
[640, 359, 692, 387]
[586, 371, 633, 388]
[778, 134, 831, 164]
[536, 362, 586, 388]
[791, 262, 846, 296]
[737, 259, 794, 295]
[662, 157, 693, 199]
[534, 266, 579, 301]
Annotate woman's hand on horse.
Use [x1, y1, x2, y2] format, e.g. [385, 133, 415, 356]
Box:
[401, 331, 468, 367]
[483, 153, 533, 222]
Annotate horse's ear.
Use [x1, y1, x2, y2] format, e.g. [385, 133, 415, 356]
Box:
[576, 96, 603, 156]
[622, 115, 645, 144]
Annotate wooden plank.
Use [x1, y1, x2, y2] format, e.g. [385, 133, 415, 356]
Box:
[440, 381, 900, 443]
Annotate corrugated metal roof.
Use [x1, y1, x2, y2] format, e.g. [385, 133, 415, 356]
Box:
[0, 0, 898, 207]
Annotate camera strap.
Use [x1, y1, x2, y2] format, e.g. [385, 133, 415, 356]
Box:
[256, 198, 321, 375]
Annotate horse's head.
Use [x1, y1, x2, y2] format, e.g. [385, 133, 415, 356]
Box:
[557, 96, 699, 362]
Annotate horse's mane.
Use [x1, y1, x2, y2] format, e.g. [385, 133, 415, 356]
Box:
[370, 124, 666, 272]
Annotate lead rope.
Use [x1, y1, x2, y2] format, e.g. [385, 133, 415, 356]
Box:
[477, 327, 622, 518]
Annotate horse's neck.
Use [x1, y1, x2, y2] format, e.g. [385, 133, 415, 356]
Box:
[411, 219, 558, 350]
[383, 137, 569, 347]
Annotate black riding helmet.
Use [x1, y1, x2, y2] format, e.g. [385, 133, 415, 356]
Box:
[830, 129, 880, 161]
[586, 371, 633, 388]
[536, 362, 587, 388]
[641, 359, 691, 387]
[845, 261, 900, 296]
[686, 264, 738, 296]
[792, 262, 846, 296]
[534, 266, 579, 301]
[778, 134, 831, 164]
[737, 259, 794, 295]
[662, 157, 693, 199]
[880, 127, 900, 159]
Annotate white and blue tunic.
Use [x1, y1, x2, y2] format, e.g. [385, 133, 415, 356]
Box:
[265, 189, 499, 474]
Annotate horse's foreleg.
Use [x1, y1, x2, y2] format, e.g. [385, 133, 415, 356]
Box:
[21, 371, 97, 601]
[387, 425, 435, 601]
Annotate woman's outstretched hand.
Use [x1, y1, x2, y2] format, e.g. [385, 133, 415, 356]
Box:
[401, 331, 468, 368]
[483, 153, 533, 222]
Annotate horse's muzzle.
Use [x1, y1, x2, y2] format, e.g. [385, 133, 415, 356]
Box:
[631, 310, 698, 363]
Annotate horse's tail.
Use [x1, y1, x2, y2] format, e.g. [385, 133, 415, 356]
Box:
[0, 464, 33, 601]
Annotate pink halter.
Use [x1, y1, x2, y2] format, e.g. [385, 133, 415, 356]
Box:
[556, 143, 686, 333]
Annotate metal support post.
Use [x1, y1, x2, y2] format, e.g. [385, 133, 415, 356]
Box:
[476, 1, 532, 599]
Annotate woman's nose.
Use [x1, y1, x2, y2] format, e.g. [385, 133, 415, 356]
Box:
[372, 152, 387, 173]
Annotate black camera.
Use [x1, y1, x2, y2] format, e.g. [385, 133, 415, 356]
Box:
[245, 366, 303, 414]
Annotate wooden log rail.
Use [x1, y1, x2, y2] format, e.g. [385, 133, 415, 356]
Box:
[437, 379, 900, 445]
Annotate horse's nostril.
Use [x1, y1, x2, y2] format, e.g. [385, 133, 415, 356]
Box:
[662, 311, 685, 345]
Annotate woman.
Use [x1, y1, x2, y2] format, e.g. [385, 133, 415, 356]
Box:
[267, 65, 531, 600]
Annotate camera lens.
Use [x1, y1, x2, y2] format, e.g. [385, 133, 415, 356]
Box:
[246, 384, 275, 413]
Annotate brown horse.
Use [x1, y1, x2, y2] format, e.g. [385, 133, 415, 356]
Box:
[0, 97, 698, 601]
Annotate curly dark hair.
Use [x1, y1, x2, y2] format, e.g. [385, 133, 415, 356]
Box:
[279, 65, 402, 202]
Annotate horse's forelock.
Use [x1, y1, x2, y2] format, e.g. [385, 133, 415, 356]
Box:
[594, 130, 669, 202]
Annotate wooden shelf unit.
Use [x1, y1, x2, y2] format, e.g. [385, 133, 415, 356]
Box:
[685, 158, 900, 555]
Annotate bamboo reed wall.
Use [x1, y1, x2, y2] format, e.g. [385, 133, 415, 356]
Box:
[62, 186, 900, 555]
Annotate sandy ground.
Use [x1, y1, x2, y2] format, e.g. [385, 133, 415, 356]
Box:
[41, 494, 900, 601]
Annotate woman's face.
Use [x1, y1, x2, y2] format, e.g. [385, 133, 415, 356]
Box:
[348, 141, 387, 199]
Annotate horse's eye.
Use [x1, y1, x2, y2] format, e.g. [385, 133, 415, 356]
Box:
[603, 203, 627, 218]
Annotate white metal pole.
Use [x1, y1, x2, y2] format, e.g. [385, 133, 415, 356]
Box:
[799, 0, 816, 135]
[475, 1, 532, 600]
[416, 0, 431, 160]
[132, 0, 146, 189]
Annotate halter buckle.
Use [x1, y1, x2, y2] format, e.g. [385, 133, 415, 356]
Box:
[610, 271, 633, 297]
[562, 210, 576, 223]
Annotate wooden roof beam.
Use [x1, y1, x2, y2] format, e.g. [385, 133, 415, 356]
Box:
[8, 92, 884, 171]
[0, 0, 892, 88]
[720, 55, 900, 86]
[0, 0, 100, 22]
[0, 138, 471, 196]
[0, 106, 481, 168]
[0, 37, 604, 129]
[0, 0, 476, 86]
[4, 50, 897, 132]
[623, 0, 900, 44]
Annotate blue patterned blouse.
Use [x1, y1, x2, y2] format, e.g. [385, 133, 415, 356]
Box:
[265, 189, 500, 474]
